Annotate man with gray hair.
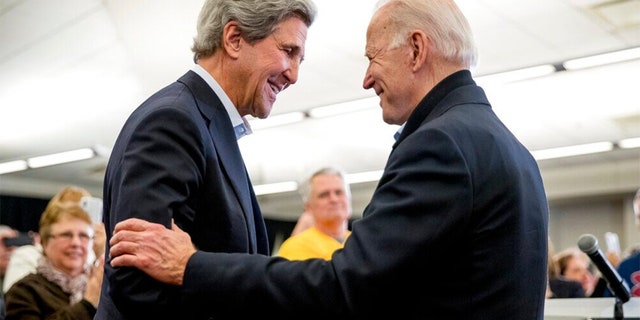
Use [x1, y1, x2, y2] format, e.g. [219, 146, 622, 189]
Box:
[277, 167, 352, 260]
[95, 0, 317, 319]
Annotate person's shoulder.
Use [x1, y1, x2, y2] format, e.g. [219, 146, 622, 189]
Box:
[618, 253, 640, 269]
[6, 272, 44, 291]
[12, 244, 42, 256]
[277, 227, 318, 256]
[7, 244, 41, 266]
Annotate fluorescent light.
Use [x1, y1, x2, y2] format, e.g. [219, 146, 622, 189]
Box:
[475, 64, 556, 86]
[0, 160, 28, 175]
[531, 142, 614, 160]
[619, 137, 640, 149]
[92, 144, 111, 158]
[346, 170, 383, 184]
[27, 148, 95, 168]
[563, 47, 640, 70]
[248, 112, 306, 130]
[308, 97, 378, 118]
[254, 181, 298, 195]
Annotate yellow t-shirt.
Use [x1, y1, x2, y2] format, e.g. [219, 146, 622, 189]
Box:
[277, 226, 350, 261]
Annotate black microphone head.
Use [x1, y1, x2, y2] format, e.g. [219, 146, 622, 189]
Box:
[578, 234, 598, 255]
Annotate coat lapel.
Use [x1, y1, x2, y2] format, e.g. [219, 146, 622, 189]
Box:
[179, 71, 258, 252]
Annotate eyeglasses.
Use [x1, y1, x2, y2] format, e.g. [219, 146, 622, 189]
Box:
[48, 231, 93, 243]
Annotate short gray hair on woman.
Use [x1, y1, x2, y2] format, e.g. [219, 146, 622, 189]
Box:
[299, 167, 352, 203]
[374, 0, 477, 69]
[191, 0, 317, 62]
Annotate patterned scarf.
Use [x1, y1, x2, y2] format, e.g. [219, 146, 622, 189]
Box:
[36, 256, 89, 304]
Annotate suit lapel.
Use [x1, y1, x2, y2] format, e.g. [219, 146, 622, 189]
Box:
[179, 71, 258, 252]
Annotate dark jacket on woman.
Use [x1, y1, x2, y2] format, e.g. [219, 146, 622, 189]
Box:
[4, 273, 95, 320]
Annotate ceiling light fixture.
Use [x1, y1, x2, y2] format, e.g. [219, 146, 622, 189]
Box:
[252, 137, 632, 195]
[475, 64, 557, 86]
[0, 145, 110, 175]
[346, 170, 383, 184]
[0, 160, 28, 175]
[247, 112, 307, 130]
[27, 148, 96, 168]
[254, 181, 299, 196]
[245, 48, 640, 134]
[531, 141, 614, 160]
[618, 137, 640, 149]
[307, 96, 378, 118]
[563, 47, 640, 70]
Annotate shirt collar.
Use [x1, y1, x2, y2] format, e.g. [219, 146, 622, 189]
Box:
[191, 64, 253, 140]
[394, 123, 406, 141]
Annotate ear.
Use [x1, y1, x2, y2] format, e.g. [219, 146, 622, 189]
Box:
[409, 30, 428, 71]
[222, 21, 242, 59]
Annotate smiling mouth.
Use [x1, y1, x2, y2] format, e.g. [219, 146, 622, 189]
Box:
[269, 82, 288, 95]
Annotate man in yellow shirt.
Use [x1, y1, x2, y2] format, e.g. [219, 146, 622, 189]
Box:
[277, 167, 352, 260]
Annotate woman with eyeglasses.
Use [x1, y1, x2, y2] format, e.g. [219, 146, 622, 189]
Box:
[4, 202, 103, 319]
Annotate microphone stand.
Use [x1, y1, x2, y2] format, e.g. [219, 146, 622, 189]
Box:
[614, 297, 623, 320]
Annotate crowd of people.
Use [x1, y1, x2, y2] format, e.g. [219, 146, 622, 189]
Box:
[1, 186, 638, 318]
[547, 189, 640, 301]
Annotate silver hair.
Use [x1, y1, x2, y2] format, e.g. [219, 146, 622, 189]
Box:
[374, 0, 478, 68]
[299, 167, 352, 203]
[192, 0, 317, 62]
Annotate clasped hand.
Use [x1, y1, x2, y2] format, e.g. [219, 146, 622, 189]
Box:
[109, 218, 196, 286]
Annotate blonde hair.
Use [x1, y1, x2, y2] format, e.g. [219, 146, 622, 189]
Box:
[44, 186, 91, 212]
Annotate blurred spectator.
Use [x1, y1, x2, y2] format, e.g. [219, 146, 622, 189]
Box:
[277, 167, 352, 260]
[554, 247, 600, 297]
[4, 202, 103, 319]
[0, 225, 19, 289]
[547, 240, 585, 298]
[0, 225, 19, 319]
[616, 188, 640, 296]
[623, 243, 640, 259]
[2, 186, 104, 293]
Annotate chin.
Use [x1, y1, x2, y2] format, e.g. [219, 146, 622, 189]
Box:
[255, 105, 273, 119]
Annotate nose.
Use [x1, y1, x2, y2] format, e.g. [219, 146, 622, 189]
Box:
[363, 68, 374, 90]
[284, 60, 300, 86]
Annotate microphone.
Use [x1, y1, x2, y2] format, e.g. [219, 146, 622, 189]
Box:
[578, 233, 630, 303]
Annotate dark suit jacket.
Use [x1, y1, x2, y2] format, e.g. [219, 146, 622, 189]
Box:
[175, 70, 549, 319]
[94, 71, 269, 320]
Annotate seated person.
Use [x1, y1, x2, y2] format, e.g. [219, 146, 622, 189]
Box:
[4, 202, 104, 319]
[2, 186, 104, 293]
[547, 239, 585, 298]
[616, 188, 640, 296]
